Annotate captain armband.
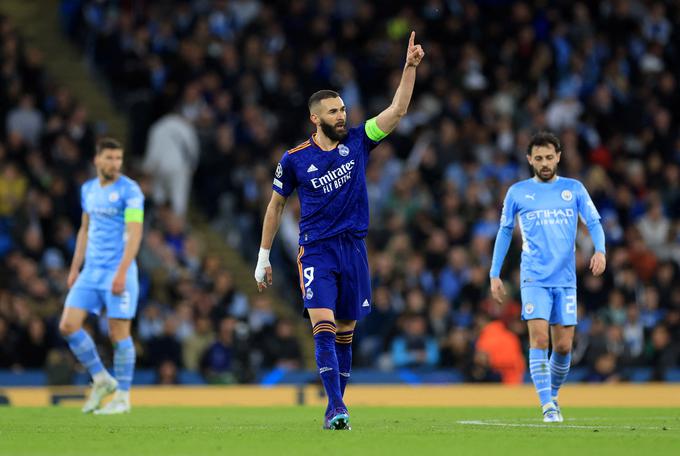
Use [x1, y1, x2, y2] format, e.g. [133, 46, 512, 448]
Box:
[124, 208, 144, 223]
[365, 118, 388, 141]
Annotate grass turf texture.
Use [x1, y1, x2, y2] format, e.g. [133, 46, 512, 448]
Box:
[0, 407, 678, 456]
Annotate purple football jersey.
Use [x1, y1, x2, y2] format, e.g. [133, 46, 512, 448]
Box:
[273, 123, 381, 245]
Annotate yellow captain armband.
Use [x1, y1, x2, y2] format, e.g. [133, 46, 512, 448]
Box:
[365, 117, 388, 141]
[124, 208, 144, 223]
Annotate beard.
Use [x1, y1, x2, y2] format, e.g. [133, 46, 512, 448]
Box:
[533, 165, 557, 182]
[320, 119, 348, 142]
[100, 169, 119, 182]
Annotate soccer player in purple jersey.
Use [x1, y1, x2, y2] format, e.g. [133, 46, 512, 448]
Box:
[255, 32, 425, 430]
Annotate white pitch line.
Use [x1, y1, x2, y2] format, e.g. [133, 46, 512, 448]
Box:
[456, 420, 668, 430]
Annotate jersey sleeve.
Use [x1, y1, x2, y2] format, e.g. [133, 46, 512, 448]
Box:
[499, 187, 518, 229]
[80, 183, 89, 214]
[576, 181, 600, 225]
[123, 181, 145, 223]
[272, 151, 297, 197]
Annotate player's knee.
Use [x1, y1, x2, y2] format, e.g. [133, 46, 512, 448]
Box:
[530, 334, 550, 349]
[553, 341, 572, 354]
[108, 325, 130, 342]
[58, 320, 79, 337]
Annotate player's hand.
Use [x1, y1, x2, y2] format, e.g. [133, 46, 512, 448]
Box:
[490, 277, 506, 304]
[590, 251, 606, 276]
[405, 31, 425, 67]
[111, 272, 126, 295]
[67, 269, 79, 289]
[255, 248, 273, 292]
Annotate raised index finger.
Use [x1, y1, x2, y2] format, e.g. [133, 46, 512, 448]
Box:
[409, 31, 415, 48]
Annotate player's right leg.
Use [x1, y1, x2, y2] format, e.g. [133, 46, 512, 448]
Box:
[60, 290, 116, 413]
[522, 287, 559, 422]
[298, 241, 349, 430]
[308, 308, 349, 430]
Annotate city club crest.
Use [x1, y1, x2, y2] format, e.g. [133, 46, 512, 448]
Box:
[108, 191, 119, 202]
[561, 190, 573, 201]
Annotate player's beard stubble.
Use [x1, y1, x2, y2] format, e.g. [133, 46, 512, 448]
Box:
[320, 119, 348, 143]
[533, 164, 557, 182]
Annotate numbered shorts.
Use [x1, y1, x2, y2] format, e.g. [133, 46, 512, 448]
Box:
[520, 286, 577, 326]
[65, 267, 139, 320]
[297, 232, 372, 321]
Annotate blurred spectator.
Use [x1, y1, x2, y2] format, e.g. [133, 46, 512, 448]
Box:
[182, 316, 215, 371]
[391, 313, 439, 369]
[6, 94, 43, 147]
[143, 112, 199, 218]
[585, 353, 621, 383]
[475, 317, 526, 384]
[259, 318, 303, 370]
[200, 317, 238, 384]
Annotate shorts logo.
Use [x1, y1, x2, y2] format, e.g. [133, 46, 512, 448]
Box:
[338, 144, 349, 156]
[275, 163, 283, 178]
[306, 287, 314, 300]
[525, 303, 534, 314]
[108, 191, 119, 202]
[119, 291, 130, 311]
[561, 190, 573, 201]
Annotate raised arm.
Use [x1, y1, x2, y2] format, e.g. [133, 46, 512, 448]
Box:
[373, 31, 425, 135]
[255, 191, 288, 291]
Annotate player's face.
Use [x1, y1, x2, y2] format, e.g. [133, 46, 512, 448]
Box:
[527, 145, 560, 182]
[313, 97, 347, 142]
[95, 148, 123, 182]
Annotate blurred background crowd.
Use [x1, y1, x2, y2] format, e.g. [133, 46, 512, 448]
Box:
[1, 0, 679, 384]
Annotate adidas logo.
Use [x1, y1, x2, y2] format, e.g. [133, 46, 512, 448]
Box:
[307, 164, 318, 172]
[319, 367, 333, 374]
[362, 299, 370, 307]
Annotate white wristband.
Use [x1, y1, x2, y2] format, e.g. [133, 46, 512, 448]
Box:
[258, 247, 270, 261]
[254, 248, 271, 283]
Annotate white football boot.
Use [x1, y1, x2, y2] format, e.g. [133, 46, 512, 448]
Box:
[94, 390, 131, 415]
[82, 375, 118, 413]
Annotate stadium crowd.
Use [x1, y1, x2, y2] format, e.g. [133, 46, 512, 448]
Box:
[1, 0, 679, 384]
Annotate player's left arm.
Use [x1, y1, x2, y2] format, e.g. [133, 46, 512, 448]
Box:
[368, 31, 425, 140]
[577, 182, 606, 276]
[112, 186, 145, 295]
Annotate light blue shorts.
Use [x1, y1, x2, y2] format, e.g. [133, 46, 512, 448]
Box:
[520, 287, 577, 326]
[65, 267, 139, 320]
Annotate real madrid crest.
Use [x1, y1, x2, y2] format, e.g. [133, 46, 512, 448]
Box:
[338, 144, 349, 157]
[561, 190, 572, 201]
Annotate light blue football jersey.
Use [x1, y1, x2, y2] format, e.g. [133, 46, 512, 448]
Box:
[81, 175, 144, 270]
[499, 177, 601, 288]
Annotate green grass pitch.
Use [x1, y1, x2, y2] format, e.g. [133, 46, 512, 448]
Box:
[0, 407, 678, 456]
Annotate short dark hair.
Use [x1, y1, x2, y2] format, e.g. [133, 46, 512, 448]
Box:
[96, 137, 123, 155]
[527, 131, 561, 156]
[308, 90, 340, 110]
